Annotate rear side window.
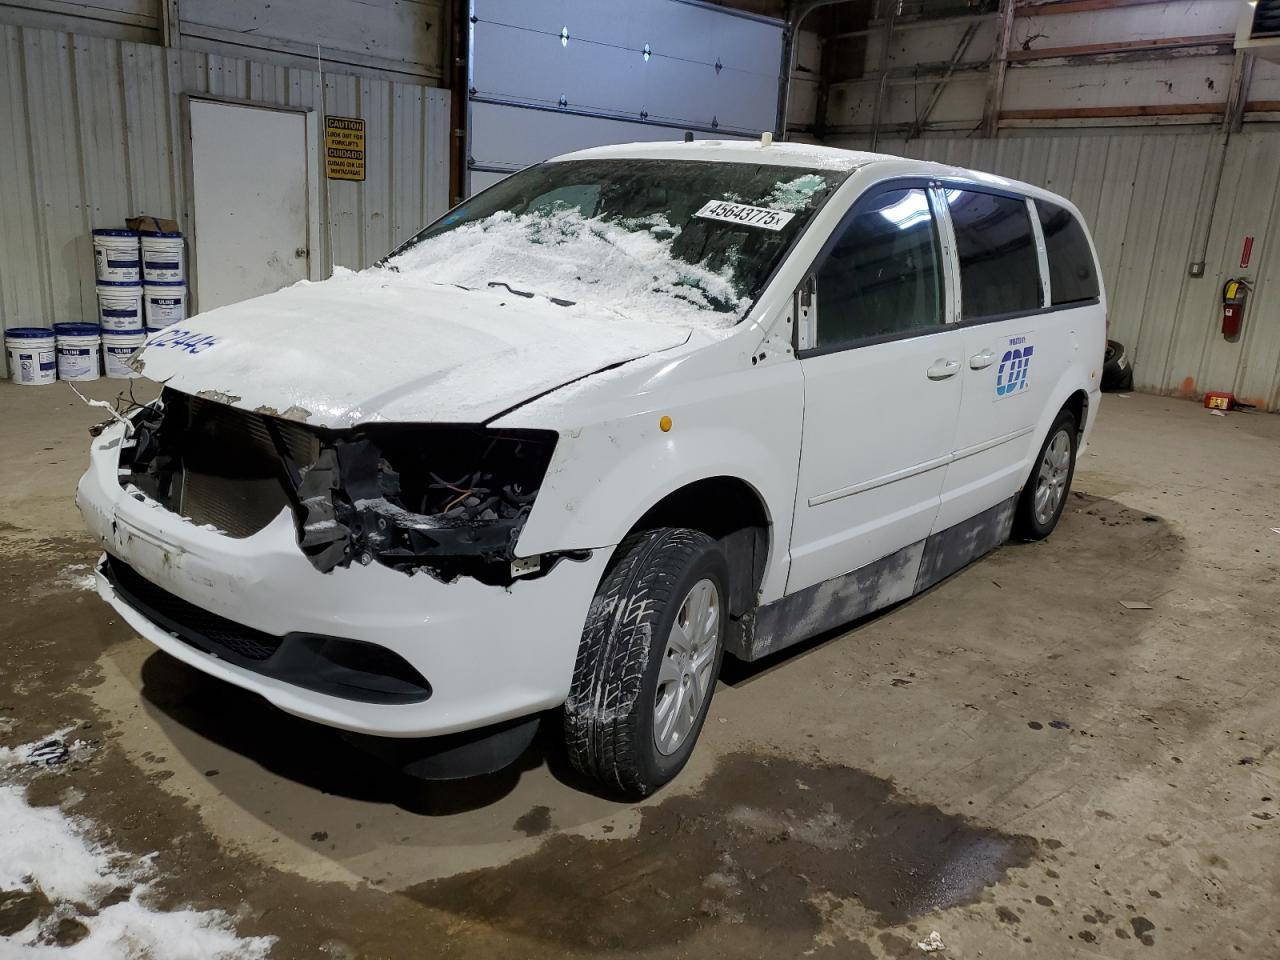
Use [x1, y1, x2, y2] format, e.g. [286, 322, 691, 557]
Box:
[815, 187, 944, 347]
[1037, 200, 1099, 305]
[944, 190, 1042, 320]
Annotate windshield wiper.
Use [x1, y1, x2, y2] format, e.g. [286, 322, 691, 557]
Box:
[487, 281, 575, 308]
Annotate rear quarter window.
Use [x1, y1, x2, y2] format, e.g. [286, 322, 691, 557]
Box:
[1037, 200, 1100, 305]
[944, 189, 1042, 320]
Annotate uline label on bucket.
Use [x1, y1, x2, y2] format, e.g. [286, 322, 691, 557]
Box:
[6, 328, 57, 386]
[96, 285, 144, 332]
[93, 229, 140, 284]
[55, 323, 102, 382]
[144, 285, 187, 326]
[140, 232, 185, 283]
[103, 331, 145, 379]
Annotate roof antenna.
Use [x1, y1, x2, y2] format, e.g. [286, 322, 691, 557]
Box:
[684, 130, 694, 142]
[761, 131, 773, 147]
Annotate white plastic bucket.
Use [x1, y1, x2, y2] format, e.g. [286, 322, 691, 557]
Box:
[5, 327, 57, 386]
[92, 229, 140, 283]
[95, 283, 144, 332]
[54, 323, 101, 382]
[144, 283, 186, 326]
[103, 330, 146, 379]
[140, 231, 185, 283]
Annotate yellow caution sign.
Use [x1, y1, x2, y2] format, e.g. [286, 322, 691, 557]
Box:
[325, 116, 365, 182]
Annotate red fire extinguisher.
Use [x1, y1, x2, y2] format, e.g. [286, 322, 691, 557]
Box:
[1221, 278, 1252, 340]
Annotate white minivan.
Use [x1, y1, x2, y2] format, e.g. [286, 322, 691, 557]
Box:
[78, 140, 1105, 796]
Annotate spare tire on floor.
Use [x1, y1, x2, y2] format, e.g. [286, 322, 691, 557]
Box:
[1102, 339, 1134, 392]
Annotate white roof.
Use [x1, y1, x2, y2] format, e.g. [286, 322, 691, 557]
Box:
[550, 138, 1068, 207]
[553, 139, 886, 172]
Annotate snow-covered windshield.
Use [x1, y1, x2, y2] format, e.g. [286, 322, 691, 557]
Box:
[386, 159, 846, 327]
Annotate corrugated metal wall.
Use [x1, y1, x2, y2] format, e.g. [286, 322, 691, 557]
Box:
[831, 130, 1280, 411]
[0, 24, 451, 375]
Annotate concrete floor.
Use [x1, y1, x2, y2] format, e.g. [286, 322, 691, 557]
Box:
[2, 379, 1278, 958]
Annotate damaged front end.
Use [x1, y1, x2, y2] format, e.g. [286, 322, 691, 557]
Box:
[121, 389, 563, 584]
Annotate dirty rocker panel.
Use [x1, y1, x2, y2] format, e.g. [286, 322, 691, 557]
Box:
[729, 497, 1017, 662]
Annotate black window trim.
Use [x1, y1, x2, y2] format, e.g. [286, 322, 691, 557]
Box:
[796, 177, 951, 359]
[793, 176, 1105, 360]
[795, 178, 1102, 360]
[939, 181, 1046, 326]
[1030, 195, 1103, 309]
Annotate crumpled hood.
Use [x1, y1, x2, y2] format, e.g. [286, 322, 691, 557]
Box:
[135, 269, 693, 427]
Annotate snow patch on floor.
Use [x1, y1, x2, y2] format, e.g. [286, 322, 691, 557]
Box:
[0, 785, 129, 905]
[0, 731, 275, 959]
[52, 564, 96, 593]
[0, 727, 89, 773]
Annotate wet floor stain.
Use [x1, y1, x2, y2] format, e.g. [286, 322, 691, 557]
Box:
[513, 804, 553, 837]
[1130, 916, 1156, 946]
[410, 753, 1038, 952]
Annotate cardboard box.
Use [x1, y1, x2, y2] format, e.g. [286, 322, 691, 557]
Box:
[126, 215, 180, 234]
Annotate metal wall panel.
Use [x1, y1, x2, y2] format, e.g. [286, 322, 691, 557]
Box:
[830, 130, 1280, 410]
[179, 0, 443, 80]
[0, 0, 446, 79]
[0, 23, 451, 374]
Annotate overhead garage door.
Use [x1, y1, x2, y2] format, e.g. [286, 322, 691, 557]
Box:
[467, 0, 785, 193]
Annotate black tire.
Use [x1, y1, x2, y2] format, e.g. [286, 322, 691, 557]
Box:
[1101, 339, 1133, 392]
[564, 527, 728, 797]
[1012, 409, 1078, 541]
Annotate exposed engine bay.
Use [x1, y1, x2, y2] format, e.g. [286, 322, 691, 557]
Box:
[119, 389, 564, 584]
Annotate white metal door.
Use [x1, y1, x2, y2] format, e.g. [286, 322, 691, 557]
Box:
[190, 100, 313, 313]
[787, 185, 964, 594]
[933, 192, 1053, 531]
[789, 334, 964, 593]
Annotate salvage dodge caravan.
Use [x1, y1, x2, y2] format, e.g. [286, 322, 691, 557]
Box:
[79, 140, 1105, 796]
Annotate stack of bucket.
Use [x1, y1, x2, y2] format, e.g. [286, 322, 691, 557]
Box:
[4, 322, 106, 385]
[5, 223, 186, 385]
[91, 227, 147, 380]
[140, 230, 187, 330]
[93, 224, 186, 379]
[95, 225, 187, 335]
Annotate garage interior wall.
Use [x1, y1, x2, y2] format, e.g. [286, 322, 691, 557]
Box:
[0, 19, 450, 376]
[795, 0, 1280, 411]
[826, 130, 1280, 410]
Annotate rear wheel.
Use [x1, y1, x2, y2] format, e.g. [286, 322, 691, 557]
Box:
[564, 527, 727, 797]
[1013, 409, 1077, 540]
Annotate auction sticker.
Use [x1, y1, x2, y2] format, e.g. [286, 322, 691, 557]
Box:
[695, 200, 795, 231]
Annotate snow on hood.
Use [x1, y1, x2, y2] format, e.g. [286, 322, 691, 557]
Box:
[386, 207, 749, 323]
[135, 269, 694, 428]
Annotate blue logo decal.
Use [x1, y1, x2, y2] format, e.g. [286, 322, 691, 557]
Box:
[995, 341, 1033, 397]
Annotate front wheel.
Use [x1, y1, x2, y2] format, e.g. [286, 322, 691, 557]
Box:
[1013, 409, 1078, 540]
[564, 527, 727, 797]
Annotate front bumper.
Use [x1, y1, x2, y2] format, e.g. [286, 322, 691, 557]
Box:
[78, 423, 608, 738]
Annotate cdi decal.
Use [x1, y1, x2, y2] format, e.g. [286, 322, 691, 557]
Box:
[995, 336, 1033, 398]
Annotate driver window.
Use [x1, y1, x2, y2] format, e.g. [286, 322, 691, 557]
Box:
[815, 187, 943, 348]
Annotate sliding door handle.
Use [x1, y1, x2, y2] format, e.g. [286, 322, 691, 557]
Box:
[926, 359, 961, 380]
[969, 349, 996, 370]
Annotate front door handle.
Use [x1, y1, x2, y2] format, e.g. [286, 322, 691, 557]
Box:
[969, 349, 996, 370]
[926, 359, 961, 380]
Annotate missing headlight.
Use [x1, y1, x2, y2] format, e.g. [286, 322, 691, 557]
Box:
[286, 423, 562, 584]
[119, 389, 567, 585]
